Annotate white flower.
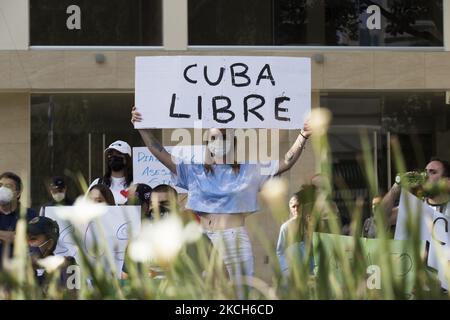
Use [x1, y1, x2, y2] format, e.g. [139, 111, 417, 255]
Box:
[128, 239, 155, 263]
[183, 221, 204, 243]
[309, 108, 332, 136]
[260, 177, 288, 207]
[54, 196, 107, 226]
[37, 255, 65, 273]
[128, 215, 185, 265]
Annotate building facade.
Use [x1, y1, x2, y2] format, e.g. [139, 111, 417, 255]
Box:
[1, 0, 449, 280]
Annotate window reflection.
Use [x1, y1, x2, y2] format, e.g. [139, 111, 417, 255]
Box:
[30, 0, 162, 46]
[189, 0, 443, 46]
[322, 92, 446, 225]
[30, 94, 152, 209]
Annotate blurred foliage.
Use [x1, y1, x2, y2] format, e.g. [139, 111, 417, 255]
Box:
[3, 107, 450, 300]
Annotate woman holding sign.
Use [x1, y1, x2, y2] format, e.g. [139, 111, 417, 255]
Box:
[131, 107, 312, 285]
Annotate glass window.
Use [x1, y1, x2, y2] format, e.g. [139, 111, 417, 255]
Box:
[30, 94, 158, 209]
[189, 0, 443, 46]
[30, 0, 162, 46]
[321, 92, 447, 225]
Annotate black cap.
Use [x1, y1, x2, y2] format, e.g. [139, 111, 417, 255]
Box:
[135, 183, 152, 204]
[27, 216, 60, 242]
[50, 176, 66, 190]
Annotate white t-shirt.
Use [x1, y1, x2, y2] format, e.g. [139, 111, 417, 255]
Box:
[425, 199, 450, 217]
[88, 176, 128, 205]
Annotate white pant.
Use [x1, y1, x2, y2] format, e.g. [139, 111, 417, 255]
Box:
[205, 226, 255, 282]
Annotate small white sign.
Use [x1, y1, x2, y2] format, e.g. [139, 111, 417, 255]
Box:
[132, 146, 204, 193]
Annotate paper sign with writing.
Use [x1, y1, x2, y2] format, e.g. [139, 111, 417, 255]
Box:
[135, 56, 311, 129]
[395, 191, 450, 289]
[45, 206, 141, 278]
[313, 232, 423, 297]
[132, 146, 204, 193]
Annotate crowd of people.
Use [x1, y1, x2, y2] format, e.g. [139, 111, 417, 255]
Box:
[0, 137, 186, 296]
[1, 105, 449, 297]
[274, 157, 450, 287]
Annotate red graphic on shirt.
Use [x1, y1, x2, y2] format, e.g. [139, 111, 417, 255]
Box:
[120, 189, 129, 198]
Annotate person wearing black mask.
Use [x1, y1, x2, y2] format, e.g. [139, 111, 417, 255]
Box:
[88, 140, 133, 205]
[27, 216, 77, 295]
[28, 217, 60, 265]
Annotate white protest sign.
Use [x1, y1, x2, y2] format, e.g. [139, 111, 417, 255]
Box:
[132, 146, 204, 193]
[395, 191, 450, 289]
[313, 232, 424, 296]
[45, 206, 141, 278]
[427, 214, 450, 290]
[135, 56, 311, 129]
[394, 191, 433, 241]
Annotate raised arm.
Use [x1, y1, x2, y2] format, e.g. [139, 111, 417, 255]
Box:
[276, 120, 312, 176]
[381, 183, 402, 227]
[131, 107, 177, 174]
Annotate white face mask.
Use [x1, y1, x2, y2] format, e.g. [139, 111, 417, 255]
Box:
[208, 139, 232, 157]
[0, 186, 14, 214]
[0, 186, 13, 204]
[52, 192, 65, 203]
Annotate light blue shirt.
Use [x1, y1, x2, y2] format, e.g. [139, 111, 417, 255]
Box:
[276, 220, 292, 274]
[172, 161, 278, 214]
[276, 218, 314, 276]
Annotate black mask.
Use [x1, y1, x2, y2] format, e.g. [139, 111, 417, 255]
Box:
[28, 238, 51, 261]
[29, 245, 44, 259]
[108, 156, 126, 171]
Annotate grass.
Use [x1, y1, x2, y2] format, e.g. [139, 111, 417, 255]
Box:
[1, 109, 449, 300]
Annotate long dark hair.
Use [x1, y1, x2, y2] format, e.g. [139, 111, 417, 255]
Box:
[89, 184, 116, 205]
[102, 154, 133, 187]
[204, 163, 241, 174]
[288, 186, 316, 244]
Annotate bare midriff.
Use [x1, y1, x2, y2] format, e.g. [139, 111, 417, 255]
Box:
[199, 212, 250, 231]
